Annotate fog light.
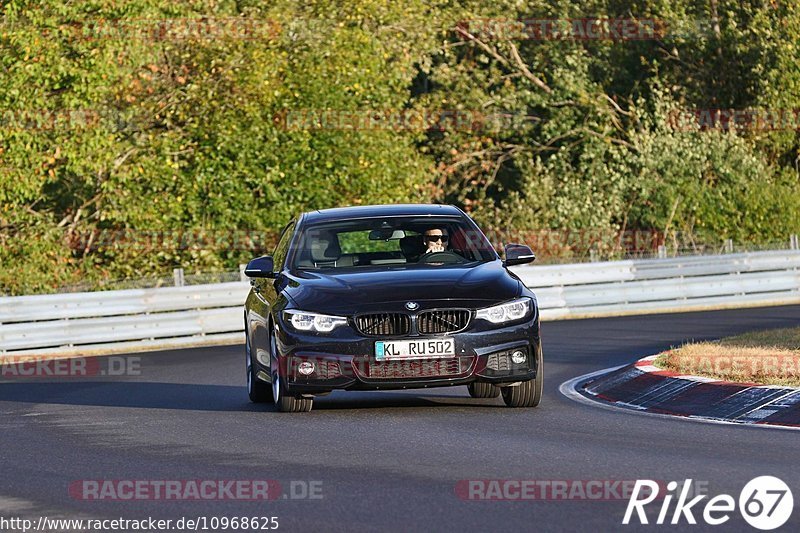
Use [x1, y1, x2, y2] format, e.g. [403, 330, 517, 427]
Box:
[297, 361, 315, 376]
[510, 350, 526, 364]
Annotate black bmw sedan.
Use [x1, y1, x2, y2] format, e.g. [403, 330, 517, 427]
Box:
[244, 204, 542, 412]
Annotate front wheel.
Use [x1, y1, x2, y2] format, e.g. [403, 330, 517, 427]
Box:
[270, 328, 312, 413]
[501, 345, 543, 408]
[246, 325, 274, 403]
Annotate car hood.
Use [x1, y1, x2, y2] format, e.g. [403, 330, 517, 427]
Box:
[283, 261, 521, 314]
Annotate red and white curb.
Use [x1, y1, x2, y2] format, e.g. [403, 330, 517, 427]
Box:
[559, 355, 800, 430]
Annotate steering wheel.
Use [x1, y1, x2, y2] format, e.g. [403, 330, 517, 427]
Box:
[417, 251, 463, 265]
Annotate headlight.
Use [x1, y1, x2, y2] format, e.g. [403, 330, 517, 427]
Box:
[283, 310, 348, 332]
[476, 297, 532, 324]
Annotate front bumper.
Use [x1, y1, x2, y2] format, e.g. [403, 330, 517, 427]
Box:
[259, 316, 541, 394]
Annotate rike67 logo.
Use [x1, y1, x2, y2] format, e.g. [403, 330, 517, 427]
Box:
[624, 477, 793, 530]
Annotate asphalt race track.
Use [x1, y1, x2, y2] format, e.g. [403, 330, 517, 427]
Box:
[2, 305, 799, 532]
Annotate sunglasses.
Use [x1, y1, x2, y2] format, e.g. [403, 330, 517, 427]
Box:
[424, 235, 449, 242]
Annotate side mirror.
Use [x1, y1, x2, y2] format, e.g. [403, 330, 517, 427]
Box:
[244, 256, 276, 278]
[503, 244, 536, 266]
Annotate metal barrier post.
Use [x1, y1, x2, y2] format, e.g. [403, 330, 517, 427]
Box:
[173, 268, 185, 287]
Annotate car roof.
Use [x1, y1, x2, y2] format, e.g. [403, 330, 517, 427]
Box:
[301, 204, 464, 224]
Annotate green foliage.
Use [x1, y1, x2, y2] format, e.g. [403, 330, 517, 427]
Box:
[0, 0, 441, 293]
[1, 0, 799, 294]
[416, 0, 799, 246]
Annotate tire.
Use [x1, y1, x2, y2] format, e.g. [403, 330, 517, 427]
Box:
[501, 380, 534, 407]
[246, 323, 274, 403]
[501, 344, 543, 408]
[468, 382, 500, 398]
[531, 343, 544, 407]
[270, 327, 313, 413]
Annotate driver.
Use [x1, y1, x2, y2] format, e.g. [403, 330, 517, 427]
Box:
[423, 228, 449, 254]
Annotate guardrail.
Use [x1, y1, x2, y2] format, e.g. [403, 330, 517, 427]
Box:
[520, 249, 800, 319]
[1, 249, 799, 355]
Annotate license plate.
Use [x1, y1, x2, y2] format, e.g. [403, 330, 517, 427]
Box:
[375, 338, 455, 360]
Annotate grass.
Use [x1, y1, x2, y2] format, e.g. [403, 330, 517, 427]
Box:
[654, 327, 800, 387]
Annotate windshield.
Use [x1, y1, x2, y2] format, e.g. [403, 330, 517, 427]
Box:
[289, 215, 497, 270]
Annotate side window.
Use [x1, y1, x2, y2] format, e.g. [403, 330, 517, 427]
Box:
[271, 221, 296, 270]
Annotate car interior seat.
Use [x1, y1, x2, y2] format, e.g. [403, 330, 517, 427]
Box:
[399, 234, 425, 263]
